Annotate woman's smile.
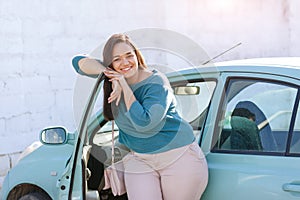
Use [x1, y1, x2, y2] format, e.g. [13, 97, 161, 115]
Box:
[119, 66, 132, 73]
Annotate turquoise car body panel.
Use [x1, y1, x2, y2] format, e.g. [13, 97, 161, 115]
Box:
[203, 153, 300, 200]
[1, 140, 74, 199]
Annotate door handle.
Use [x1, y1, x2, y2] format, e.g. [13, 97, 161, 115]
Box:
[282, 183, 300, 193]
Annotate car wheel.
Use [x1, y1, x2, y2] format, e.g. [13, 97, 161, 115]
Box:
[19, 192, 50, 200]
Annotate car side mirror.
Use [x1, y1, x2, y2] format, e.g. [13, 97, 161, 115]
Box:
[40, 127, 67, 145]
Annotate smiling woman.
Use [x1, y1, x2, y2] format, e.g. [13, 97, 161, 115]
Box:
[72, 33, 209, 200]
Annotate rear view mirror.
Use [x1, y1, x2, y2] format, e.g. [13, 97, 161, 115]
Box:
[40, 127, 67, 145]
[174, 86, 200, 95]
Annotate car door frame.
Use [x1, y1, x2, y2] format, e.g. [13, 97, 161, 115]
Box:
[55, 73, 106, 200]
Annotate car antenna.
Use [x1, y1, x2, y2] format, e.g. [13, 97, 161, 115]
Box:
[201, 42, 242, 65]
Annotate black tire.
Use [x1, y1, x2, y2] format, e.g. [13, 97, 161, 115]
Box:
[19, 192, 50, 200]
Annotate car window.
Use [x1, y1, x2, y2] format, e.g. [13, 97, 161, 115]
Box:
[173, 80, 216, 140]
[213, 78, 299, 155]
[88, 80, 119, 146]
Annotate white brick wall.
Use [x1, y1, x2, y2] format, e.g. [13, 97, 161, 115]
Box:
[1, 0, 300, 190]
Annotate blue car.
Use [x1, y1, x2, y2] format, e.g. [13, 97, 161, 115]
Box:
[1, 57, 300, 200]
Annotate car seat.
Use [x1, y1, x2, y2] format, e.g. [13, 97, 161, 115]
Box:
[235, 101, 278, 151]
[230, 116, 262, 150]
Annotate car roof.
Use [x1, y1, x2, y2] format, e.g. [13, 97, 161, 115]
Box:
[215, 57, 300, 68]
[169, 57, 300, 80]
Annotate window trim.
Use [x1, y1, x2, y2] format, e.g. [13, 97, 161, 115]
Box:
[285, 88, 300, 155]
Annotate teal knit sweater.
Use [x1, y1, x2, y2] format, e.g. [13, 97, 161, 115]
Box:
[114, 70, 195, 154]
[72, 55, 195, 154]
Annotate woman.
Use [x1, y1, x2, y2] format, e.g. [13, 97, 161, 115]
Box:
[73, 33, 208, 200]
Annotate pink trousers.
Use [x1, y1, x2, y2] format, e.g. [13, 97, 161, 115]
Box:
[122, 142, 208, 200]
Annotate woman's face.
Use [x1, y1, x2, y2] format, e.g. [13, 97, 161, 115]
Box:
[111, 42, 139, 79]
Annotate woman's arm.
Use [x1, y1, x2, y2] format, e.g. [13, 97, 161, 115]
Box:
[72, 55, 106, 77]
[104, 69, 172, 132]
[125, 84, 171, 132]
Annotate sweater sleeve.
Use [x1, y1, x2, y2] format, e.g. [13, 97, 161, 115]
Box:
[71, 55, 99, 78]
[125, 83, 173, 132]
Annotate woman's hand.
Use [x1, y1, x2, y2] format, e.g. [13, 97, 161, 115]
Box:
[108, 80, 122, 106]
[104, 68, 125, 106]
[104, 68, 135, 110]
[104, 68, 126, 84]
